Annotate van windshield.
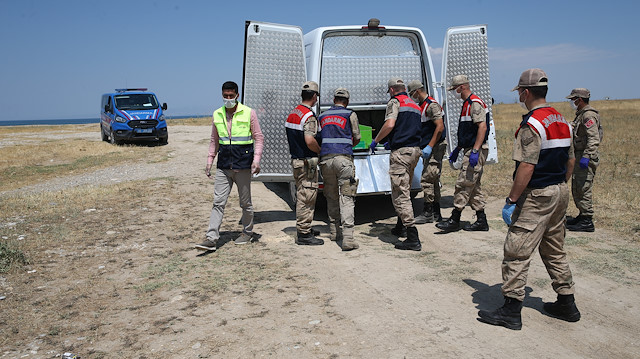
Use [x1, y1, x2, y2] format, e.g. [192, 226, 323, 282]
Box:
[320, 33, 424, 106]
[115, 94, 159, 110]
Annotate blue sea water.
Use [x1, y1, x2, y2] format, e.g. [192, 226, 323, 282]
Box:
[0, 115, 208, 127]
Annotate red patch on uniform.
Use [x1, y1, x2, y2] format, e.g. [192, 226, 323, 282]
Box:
[584, 118, 595, 128]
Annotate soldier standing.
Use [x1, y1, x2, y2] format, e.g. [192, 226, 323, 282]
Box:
[565, 88, 602, 232]
[436, 74, 490, 233]
[478, 69, 580, 330]
[370, 78, 423, 251]
[318, 88, 361, 251]
[286, 81, 324, 245]
[407, 80, 446, 224]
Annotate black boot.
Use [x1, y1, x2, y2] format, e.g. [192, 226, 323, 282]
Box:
[565, 214, 583, 226]
[295, 231, 324, 246]
[567, 216, 595, 232]
[463, 210, 489, 231]
[434, 202, 443, 222]
[435, 208, 462, 232]
[391, 217, 407, 237]
[395, 226, 421, 251]
[543, 294, 581, 322]
[414, 202, 434, 224]
[478, 297, 523, 330]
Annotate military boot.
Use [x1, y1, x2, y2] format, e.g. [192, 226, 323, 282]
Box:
[463, 210, 489, 231]
[330, 222, 343, 242]
[390, 217, 407, 237]
[341, 227, 359, 251]
[394, 226, 421, 251]
[565, 214, 584, 226]
[478, 297, 523, 330]
[434, 202, 443, 222]
[414, 202, 435, 224]
[296, 231, 324, 246]
[567, 216, 595, 232]
[435, 208, 462, 232]
[543, 294, 581, 322]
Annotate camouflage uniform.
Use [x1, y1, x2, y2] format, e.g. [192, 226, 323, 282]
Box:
[502, 105, 576, 301]
[291, 107, 319, 235]
[419, 101, 446, 204]
[571, 105, 602, 217]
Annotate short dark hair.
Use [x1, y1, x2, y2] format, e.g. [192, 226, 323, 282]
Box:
[222, 81, 238, 93]
[527, 86, 548, 99]
[301, 90, 317, 101]
[334, 96, 348, 105]
[582, 97, 590, 104]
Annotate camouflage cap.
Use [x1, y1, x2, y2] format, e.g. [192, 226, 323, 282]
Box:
[334, 87, 350, 99]
[511, 68, 548, 91]
[407, 80, 424, 94]
[565, 88, 590, 99]
[302, 81, 319, 93]
[447, 74, 469, 91]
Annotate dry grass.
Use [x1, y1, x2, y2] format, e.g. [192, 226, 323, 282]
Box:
[0, 127, 169, 191]
[168, 117, 211, 126]
[445, 99, 640, 238]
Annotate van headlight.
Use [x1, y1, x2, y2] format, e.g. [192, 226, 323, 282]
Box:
[159, 115, 166, 122]
[115, 116, 127, 123]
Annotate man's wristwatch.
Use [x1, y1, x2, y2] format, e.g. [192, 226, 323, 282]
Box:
[471, 148, 479, 154]
[506, 197, 517, 205]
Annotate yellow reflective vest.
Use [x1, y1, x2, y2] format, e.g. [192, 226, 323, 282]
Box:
[212, 103, 254, 169]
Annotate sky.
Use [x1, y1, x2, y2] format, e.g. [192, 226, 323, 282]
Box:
[1, 0, 638, 122]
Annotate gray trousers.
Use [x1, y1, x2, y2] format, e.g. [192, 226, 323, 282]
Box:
[206, 168, 253, 241]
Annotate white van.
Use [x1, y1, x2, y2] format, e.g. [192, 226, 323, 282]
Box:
[241, 19, 497, 197]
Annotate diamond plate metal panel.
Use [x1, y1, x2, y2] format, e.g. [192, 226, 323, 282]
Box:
[443, 26, 498, 164]
[243, 24, 307, 178]
[320, 35, 423, 106]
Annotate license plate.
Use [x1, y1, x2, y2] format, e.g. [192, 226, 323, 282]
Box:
[135, 128, 153, 134]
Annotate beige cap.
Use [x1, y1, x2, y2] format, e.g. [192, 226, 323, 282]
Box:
[387, 77, 404, 88]
[565, 88, 590, 99]
[447, 74, 469, 91]
[334, 87, 350, 99]
[511, 68, 548, 91]
[302, 81, 319, 93]
[407, 80, 424, 94]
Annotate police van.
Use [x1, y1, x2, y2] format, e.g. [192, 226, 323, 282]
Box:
[100, 88, 169, 145]
[241, 19, 497, 197]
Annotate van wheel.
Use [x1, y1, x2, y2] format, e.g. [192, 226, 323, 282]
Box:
[101, 125, 109, 142]
[109, 129, 121, 145]
[159, 136, 168, 145]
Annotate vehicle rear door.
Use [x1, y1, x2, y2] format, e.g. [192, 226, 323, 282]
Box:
[242, 21, 307, 181]
[441, 25, 498, 167]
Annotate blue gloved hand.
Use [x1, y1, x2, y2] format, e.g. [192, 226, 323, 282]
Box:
[579, 157, 590, 169]
[383, 142, 391, 150]
[421, 145, 432, 159]
[449, 147, 461, 163]
[502, 203, 516, 226]
[469, 151, 479, 167]
[369, 140, 377, 154]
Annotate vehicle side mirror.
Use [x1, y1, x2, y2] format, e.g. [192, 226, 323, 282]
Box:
[104, 104, 110, 113]
[162, 103, 168, 110]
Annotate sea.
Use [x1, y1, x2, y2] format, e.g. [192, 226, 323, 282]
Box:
[0, 115, 208, 127]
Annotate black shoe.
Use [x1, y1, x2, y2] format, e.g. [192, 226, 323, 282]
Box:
[565, 215, 583, 226]
[543, 294, 581, 322]
[312, 228, 321, 236]
[391, 217, 407, 237]
[395, 226, 421, 251]
[296, 232, 324, 246]
[435, 209, 462, 232]
[478, 297, 523, 330]
[463, 210, 489, 231]
[414, 202, 435, 224]
[567, 216, 594, 232]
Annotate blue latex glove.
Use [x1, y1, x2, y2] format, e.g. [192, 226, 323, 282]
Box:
[369, 140, 377, 154]
[502, 203, 516, 226]
[449, 147, 461, 163]
[421, 145, 432, 159]
[469, 151, 479, 167]
[579, 157, 590, 169]
[383, 142, 391, 150]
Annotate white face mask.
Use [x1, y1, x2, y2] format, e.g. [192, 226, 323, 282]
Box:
[223, 97, 237, 108]
[454, 88, 463, 100]
[570, 99, 578, 110]
[518, 90, 528, 111]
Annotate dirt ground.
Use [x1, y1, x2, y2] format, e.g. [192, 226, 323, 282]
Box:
[1, 125, 639, 358]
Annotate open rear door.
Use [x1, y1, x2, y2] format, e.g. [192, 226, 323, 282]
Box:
[441, 25, 497, 168]
[242, 21, 307, 181]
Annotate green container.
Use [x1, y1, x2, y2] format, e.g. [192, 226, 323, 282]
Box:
[353, 124, 373, 150]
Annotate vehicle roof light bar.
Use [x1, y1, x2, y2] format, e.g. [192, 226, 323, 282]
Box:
[115, 88, 148, 92]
